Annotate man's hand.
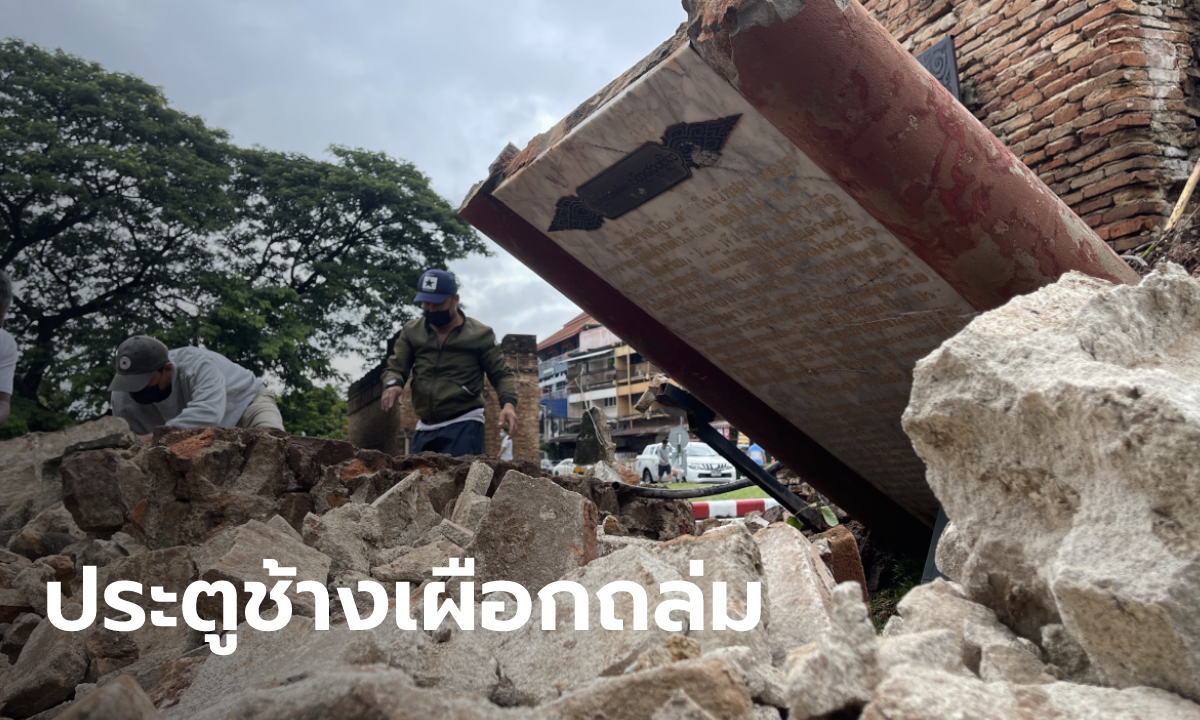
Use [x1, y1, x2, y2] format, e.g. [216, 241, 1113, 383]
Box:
[499, 402, 518, 436]
[381, 385, 405, 412]
[137, 433, 153, 443]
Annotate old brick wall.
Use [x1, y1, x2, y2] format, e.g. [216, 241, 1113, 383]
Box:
[347, 333, 540, 462]
[863, 0, 1200, 252]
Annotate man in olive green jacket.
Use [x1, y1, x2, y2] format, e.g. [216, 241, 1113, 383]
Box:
[380, 269, 518, 456]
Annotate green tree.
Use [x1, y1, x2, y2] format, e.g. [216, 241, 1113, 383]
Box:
[0, 39, 234, 423]
[0, 40, 486, 435]
[277, 384, 348, 439]
[206, 145, 485, 388]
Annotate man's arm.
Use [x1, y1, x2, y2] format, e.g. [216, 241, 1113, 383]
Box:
[381, 330, 415, 388]
[381, 330, 415, 412]
[169, 358, 227, 427]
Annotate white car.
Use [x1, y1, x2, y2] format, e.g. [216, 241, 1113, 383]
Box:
[677, 442, 736, 483]
[552, 457, 590, 476]
[635, 442, 734, 484]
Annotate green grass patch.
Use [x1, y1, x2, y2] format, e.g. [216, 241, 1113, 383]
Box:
[665, 483, 769, 501]
[868, 555, 924, 633]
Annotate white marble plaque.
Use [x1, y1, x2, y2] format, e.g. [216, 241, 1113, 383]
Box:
[494, 47, 979, 522]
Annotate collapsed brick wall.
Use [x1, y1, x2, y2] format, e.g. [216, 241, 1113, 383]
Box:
[346, 334, 540, 461]
[863, 0, 1200, 252]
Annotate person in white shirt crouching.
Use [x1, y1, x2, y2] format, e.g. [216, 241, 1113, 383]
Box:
[109, 335, 284, 442]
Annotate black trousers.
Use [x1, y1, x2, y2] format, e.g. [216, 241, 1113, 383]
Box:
[412, 421, 484, 457]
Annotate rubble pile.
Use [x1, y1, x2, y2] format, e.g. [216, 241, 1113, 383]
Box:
[1, 265, 1199, 719]
[904, 262, 1200, 703]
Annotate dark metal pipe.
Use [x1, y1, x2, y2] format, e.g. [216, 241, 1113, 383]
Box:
[690, 421, 822, 532]
[612, 477, 756, 499]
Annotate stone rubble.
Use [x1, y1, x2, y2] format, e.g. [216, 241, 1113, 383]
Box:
[1, 265, 1200, 718]
[906, 263, 1200, 702]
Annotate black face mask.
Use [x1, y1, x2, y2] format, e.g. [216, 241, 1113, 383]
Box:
[424, 309, 454, 327]
[130, 382, 172, 405]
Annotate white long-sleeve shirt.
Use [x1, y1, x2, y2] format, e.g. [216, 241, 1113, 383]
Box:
[111, 346, 263, 435]
[0, 329, 16, 395]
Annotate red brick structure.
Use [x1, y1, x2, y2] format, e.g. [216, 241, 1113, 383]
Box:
[864, 0, 1200, 251]
[347, 334, 540, 462]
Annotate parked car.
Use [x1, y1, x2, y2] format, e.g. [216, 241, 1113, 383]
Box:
[677, 442, 736, 483]
[635, 442, 733, 483]
[540, 451, 553, 472]
[551, 457, 590, 476]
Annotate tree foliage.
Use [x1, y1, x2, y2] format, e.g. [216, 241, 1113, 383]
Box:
[277, 385, 348, 439]
[0, 40, 486, 432]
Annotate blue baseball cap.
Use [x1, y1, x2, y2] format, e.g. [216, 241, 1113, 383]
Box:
[415, 269, 457, 304]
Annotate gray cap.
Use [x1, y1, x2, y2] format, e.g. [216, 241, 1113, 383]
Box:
[109, 336, 169, 393]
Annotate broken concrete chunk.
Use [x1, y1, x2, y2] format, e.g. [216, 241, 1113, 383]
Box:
[192, 519, 332, 620]
[0, 417, 133, 547]
[371, 541, 462, 585]
[587, 461, 624, 489]
[785, 583, 880, 720]
[0, 603, 88, 717]
[0, 587, 33, 624]
[540, 656, 754, 720]
[12, 554, 73, 616]
[2, 612, 40, 664]
[705, 645, 788, 708]
[903, 264, 1200, 700]
[57, 674, 162, 720]
[96, 547, 199, 660]
[265, 513, 303, 542]
[463, 461, 494, 496]
[449, 492, 491, 532]
[863, 665, 1200, 720]
[597, 532, 660, 558]
[811, 524, 867, 602]
[629, 634, 702, 673]
[301, 503, 382, 576]
[933, 520, 968, 584]
[652, 524, 771, 663]
[614, 494, 695, 541]
[7, 503, 87, 562]
[61, 449, 148, 534]
[493, 546, 686, 705]
[648, 688, 720, 720]
[1041, 622, 1100, 684]
[418, 518, 475, 549]
[168, 617, 388, 720]
[175, 666, 512, 720]
[370, 472, 441, 548]
[881, 579, 1030, 675]
[467, 470, 599, 596]
[753, 523, 835, 666]
[979, 644, 1055, 685]
[877, 628, 969, 677]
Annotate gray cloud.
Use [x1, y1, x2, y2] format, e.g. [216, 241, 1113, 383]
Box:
[3, 0, 685, 375]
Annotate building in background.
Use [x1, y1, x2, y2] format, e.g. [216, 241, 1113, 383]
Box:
[538, 313, 727, 459]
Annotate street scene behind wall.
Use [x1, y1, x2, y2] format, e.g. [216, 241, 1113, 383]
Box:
[2, 0, 1200, 718]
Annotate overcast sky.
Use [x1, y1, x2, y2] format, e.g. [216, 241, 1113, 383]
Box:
[3, 0, 686, 376]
